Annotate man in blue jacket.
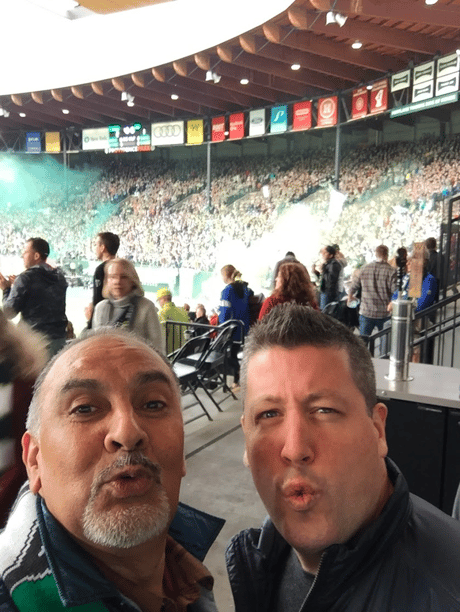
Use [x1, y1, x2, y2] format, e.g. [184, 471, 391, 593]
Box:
[226, 304, 460, 612]
[0, 330, 223, 612]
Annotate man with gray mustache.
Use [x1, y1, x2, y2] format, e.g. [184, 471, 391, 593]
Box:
[226, 304, 460, 612]
[0, 329, 223, 612]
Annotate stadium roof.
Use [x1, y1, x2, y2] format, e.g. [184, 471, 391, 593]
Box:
[1, 0, 460, 132]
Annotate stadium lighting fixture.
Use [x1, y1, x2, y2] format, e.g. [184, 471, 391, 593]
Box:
[352, 41, 362, 49]
[0, 108, 10, 117]
[171, 94, 179, 100]
[425, 0, 438, 4]
[240, 78, 249, 85]
[326, 11, 347, 27]
[206, 71, 221, 83]
[291, 63, 301, 70]
[127, 100, 134, 107]
[19, 112, 26, 117]
[62, 108, 69, 114]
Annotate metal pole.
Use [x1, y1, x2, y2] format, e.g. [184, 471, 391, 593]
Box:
[206, 139, 211, 211]
[334, 96, 341, 190]
[386, 297, 414, 381]
[63, 130, 68, 208]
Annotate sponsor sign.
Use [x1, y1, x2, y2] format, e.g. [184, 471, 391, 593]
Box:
[151, 121, 184, 146]
[317, 96, 337, 127]
[249, 109, 265, 136]
[437, 53, 459, 78]
[352, 87, 368, 120]
[26, 132, 41, 154]
[229, 112, 245, 139]
[187, 119, 204, 145]
[413, 61, 434, 85]
[82, 127, 109, 151]
[109, 123, 151, 152]
[211, 116, 226, 142]
[390, 92, 458, 118]
[370, 79, 388, 115]
[45, 132, 60, 153]
[391, 70, 411, 92]
[412, 80, 434, 103]
[270, 105, 288, 133]
[292, 101, 312, 130]
[436, 72, 459, 97]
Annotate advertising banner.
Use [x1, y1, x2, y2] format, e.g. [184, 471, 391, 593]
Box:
[436, 72, 459, 97]
[412, 81, 434, 103]
[270, 105, 288, 133]
[187, 120, 204, 145]
[45, 132, 60, 153]
[413, 61, 435, 85]
[352, 87, 368, 120]
[229, 113, 245, 139]
[249, 109, 265, 136]
[26, 132, 41, 154]
[82, 127, 109, 151]
[211, 116, 226, 142]
[292, 101, 312, 130]
[370, 79, 388, 115]
[151, 121, 184, 146]
[391, 70, 411, 92]
[317, 96, 337, 127]
[437, 53, 459, 79]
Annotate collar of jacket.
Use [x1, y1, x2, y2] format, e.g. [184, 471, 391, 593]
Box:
[243, 458, 410, 608]
[37, 496, 224, 608]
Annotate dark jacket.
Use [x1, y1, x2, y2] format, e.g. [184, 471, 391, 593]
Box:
[319, 258, 341, 299]
[225, 460, 460, 612]
[2, 264, 67, 339]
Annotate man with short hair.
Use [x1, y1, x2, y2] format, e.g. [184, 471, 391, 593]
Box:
[85, 231, 120, 327]
[157, 287, 190, 354]
[0, 329, 222, 611]
[0, 237, 67, 357]
[348, 244, 397, 338]
[226, 304, 460, 612]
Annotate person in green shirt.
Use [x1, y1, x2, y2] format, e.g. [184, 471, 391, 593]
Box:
[157, 287, 190, 355]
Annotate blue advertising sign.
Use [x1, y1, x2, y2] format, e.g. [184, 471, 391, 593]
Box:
[270, 105, 288, 133]
[26, 132, 41, 154]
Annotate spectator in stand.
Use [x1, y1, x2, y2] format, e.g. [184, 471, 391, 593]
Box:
[312, 246, 342, 310]
[259, 262, 318, 320]
[156, 287, 190, 355]
[92, 258, 163, 353]
[271, 251, 300, 289]
[219, 265, 254, 392]
[425, 237, 443, 300]
[85, 231, 119, 328]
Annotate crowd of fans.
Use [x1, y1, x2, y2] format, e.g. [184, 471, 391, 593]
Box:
[2, 134, 460, 273]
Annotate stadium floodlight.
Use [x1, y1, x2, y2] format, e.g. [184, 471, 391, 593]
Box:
[206, 70, 213, 81]
[326, 11, 347, 27]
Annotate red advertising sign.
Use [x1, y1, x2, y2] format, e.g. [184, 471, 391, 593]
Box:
[229, 112, 245, 140]
[293, 101, 312, 131]
[317, 96, 338, 127]
[370, 79, 388, 115]
[352, 87, 368, 120]
[212, 116, 225, 142]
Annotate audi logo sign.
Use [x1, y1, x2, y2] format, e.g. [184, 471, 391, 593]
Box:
[151, 121, 184, 145]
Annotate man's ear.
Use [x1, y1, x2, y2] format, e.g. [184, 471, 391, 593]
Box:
[372, 403, 388, 458]
[22, 432, 42, 494]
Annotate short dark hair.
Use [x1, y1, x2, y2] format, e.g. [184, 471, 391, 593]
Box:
[425, 237, 436, 251]
[28, 237, 50, 260]
[241, 304, 377, 414]
[98, 232, 120, 256]
[325, 245, 336, 257]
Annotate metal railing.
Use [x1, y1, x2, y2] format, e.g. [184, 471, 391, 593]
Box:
[164, 319, 245, 358]
[365, 290, 460, 368]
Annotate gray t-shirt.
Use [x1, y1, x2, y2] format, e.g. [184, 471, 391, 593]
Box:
[270, 548, 315, 612]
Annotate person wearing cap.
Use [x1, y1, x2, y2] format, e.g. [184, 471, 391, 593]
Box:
[156, 287, 190, 355]
[0, 237, 68, 358]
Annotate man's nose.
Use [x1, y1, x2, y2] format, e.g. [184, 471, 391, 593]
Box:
[104, 406, 148, 452]
[280, 410, 314, 465]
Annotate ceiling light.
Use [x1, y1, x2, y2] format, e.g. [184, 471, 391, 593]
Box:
[352, 41, 362, 49]
[19, 112, 26, 117]
[425, 0, 438, 4]
[213, 74, 221, 83]
[291, 63, 301, 71]
[62, 108, 69, 114]
[206, 71, 221, 83]
[121, 91, 128, 101]
[127, 100, 134, 107]
[0, 108, 10, 118]
[171, 94, 179, 100]
[240, 78, 249, 85]
[366, 85, 372, 90]
[326, 10, 347, 27]
[205, 70, 213, 82]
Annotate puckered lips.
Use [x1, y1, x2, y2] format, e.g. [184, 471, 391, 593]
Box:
[282, 479, 320, 512]
[102, 466, 157, 499]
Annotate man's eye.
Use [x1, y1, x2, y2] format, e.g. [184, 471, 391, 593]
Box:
[315, 407, 338, 415]
[72, 404, 96, 414]
[257, 409, 279, 420]
[143, 400, 166, 412]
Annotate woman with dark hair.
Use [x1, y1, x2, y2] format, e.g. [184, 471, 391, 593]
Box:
[258, 261, 319, 320]
[92, 258, 164, 353]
